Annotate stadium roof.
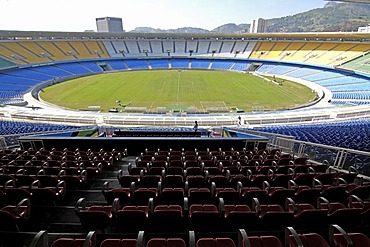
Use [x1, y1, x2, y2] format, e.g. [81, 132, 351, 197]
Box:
[0, 30, 370, 41]
[326, 0, 370, 3]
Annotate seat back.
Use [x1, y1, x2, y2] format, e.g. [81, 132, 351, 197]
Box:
[190, 204, 220, 231]
[52, 238, 91, 247]
[290, 233, 329, 247]
[77, 206, 111, 230]
[100, 239, 137, 247]
[196, 238, 235, 247]
[115, 207, 147, 232]
[333, 233, 370, 247]
[246, 236, 283, 247]
[147, 238, 186, 247]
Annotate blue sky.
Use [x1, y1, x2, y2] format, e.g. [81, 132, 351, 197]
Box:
[0, 0, 327, 32]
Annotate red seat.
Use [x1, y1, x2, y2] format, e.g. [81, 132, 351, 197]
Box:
[169, 157, 183, 164]
[249, 174, 272, 188]
[229, 174, 249, 188]
[239, 186, 268, 207]
[196, 238, 235, 247]
[133, 188, 158, 205]
[292, 185, 321, 205]
[187, 188, 212, 205]
[51, 238, 92, 247]
[223, 204, 258, 230]
[204, 167, 222, 176]
[137, 160, 150, 168]
[286, 227, 330, 247]
[286, 198, 328, 227]
[292, 172, 316, 187]
[147, 167, 165, 176]
[333, 233, 370, 247]
[166, 166, 184, 175]
[245, 236, 283, 247]
[189, 204, 220, 231]
[208, 175, 228, 187]
[151, 160, 168, 168]
[318, 197, 363, 226]
[318, 185, 348, 203]
[163, 175, 184, 188]
[336, 171, 358, 184]
[100, 239, 137, 247]
[215, 188, 240, 204]
[330, 224, 370, 247]
[3, 181, 31, 204]
[147, 238, 186, 247]
[186, 167, 203, 176]
[141, 175, 162, 188]
[345, 184, 370, 200]
[239, 230, 283, 247]
[154, 155, 168, 161]
[74, 198, 112, 232]
[114, 205, 148, 232]
[267, 187, 295, 207]
[102, 184, 131, 205]
[58, 170, 87, 189]
[52, 238, 89, 247]
[152, 205, 184, 232]
[0, 198, 30, 231]
[31, 180, 66, 205]
[184, 160, 199, 168]
[186, 175, 206, 188]
[269, 174, 292, 187]
[254, 198, 294, 229]
[160, 188, 184, 205]
[117, 174, 139, 187]
[315, 172, 337, 185]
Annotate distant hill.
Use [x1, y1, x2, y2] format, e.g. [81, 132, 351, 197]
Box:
[211, 23, 250, 33]
[130, 26, 210, 33]
[128, 2, 370, 33]
[130, 23, 250, 34]
[267, 2, 370, 32]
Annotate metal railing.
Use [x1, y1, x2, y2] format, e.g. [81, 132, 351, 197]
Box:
[230, 127, 370, 177]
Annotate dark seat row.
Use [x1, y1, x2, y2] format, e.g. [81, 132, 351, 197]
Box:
[1, 147, 126, 162]
[29, 225, 370, 247]
[75, 195, 370, 233]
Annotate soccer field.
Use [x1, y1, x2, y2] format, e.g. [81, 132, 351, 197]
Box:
[40, 70, 316, 113]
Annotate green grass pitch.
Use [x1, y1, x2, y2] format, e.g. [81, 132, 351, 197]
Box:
[40, 70, 316, 112]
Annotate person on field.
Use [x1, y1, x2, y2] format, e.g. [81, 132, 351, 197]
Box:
[194, 121, 198, 132]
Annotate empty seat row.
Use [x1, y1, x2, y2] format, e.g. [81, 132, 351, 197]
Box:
[75, 195, 370, 233]
[29, 226, 370, 247]
[0, 198, 30, 232]
[0, 178, 65, 205]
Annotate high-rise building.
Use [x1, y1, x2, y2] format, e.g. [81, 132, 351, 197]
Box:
[96, 17, 124, 33]
[250, 18, 267, 33]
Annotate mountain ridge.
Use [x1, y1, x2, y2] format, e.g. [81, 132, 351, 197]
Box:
[128, 2, 370, 33]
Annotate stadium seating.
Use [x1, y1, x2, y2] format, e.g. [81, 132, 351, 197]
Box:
[253, 119, 370, 152]
[1, 31, 370, 247]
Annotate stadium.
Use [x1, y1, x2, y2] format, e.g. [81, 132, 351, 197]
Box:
[0, 0, 370, 246]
